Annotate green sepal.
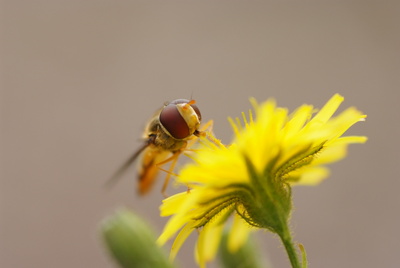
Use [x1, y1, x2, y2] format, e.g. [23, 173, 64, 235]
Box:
[193, 184, 254, 228]
[275, 142, 326, 179]
[242, 154, 292, 234]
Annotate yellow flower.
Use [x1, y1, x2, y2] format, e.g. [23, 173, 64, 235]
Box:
[158, 94, 367, 268]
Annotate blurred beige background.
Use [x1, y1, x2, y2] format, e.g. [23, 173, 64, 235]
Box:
[1, 1, 399, 268]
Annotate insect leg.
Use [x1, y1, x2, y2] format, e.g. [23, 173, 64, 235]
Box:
[155, 150, 182, 197]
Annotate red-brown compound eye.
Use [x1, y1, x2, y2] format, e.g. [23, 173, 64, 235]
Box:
[159, 99, 201, 139]
[169, 99, 202, 122]
[159, 101, 189, 139]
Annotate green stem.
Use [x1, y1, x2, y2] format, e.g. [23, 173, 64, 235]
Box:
[277, 225, 301, 268]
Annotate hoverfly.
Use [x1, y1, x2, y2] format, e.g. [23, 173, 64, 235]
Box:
[109, 99, 206, 195]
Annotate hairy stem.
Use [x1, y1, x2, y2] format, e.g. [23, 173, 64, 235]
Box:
[277, 224, 302, 268]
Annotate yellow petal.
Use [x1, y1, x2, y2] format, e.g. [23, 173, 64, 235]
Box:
[284, 105, 313, 137]
[195, 220, 225, 268]
[292, 166, 330, 185]
[228, 214, 252, 253]
[158, 192, 198, 245]
[160, 191, 189, 217]
[324, 107, 366, 143]
[333, 136, 368, 144]
[310, 94, 344, 125]
[314, 144, 348, 165]
[170, 221, 197, 260]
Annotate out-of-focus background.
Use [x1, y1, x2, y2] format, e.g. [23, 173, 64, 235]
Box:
[1, 1, 399, 267]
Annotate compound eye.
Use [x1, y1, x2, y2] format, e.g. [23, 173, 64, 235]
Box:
[190, 103, 201, 122]
[159, 103, 190, 139]
[169, 99, 202, 122]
